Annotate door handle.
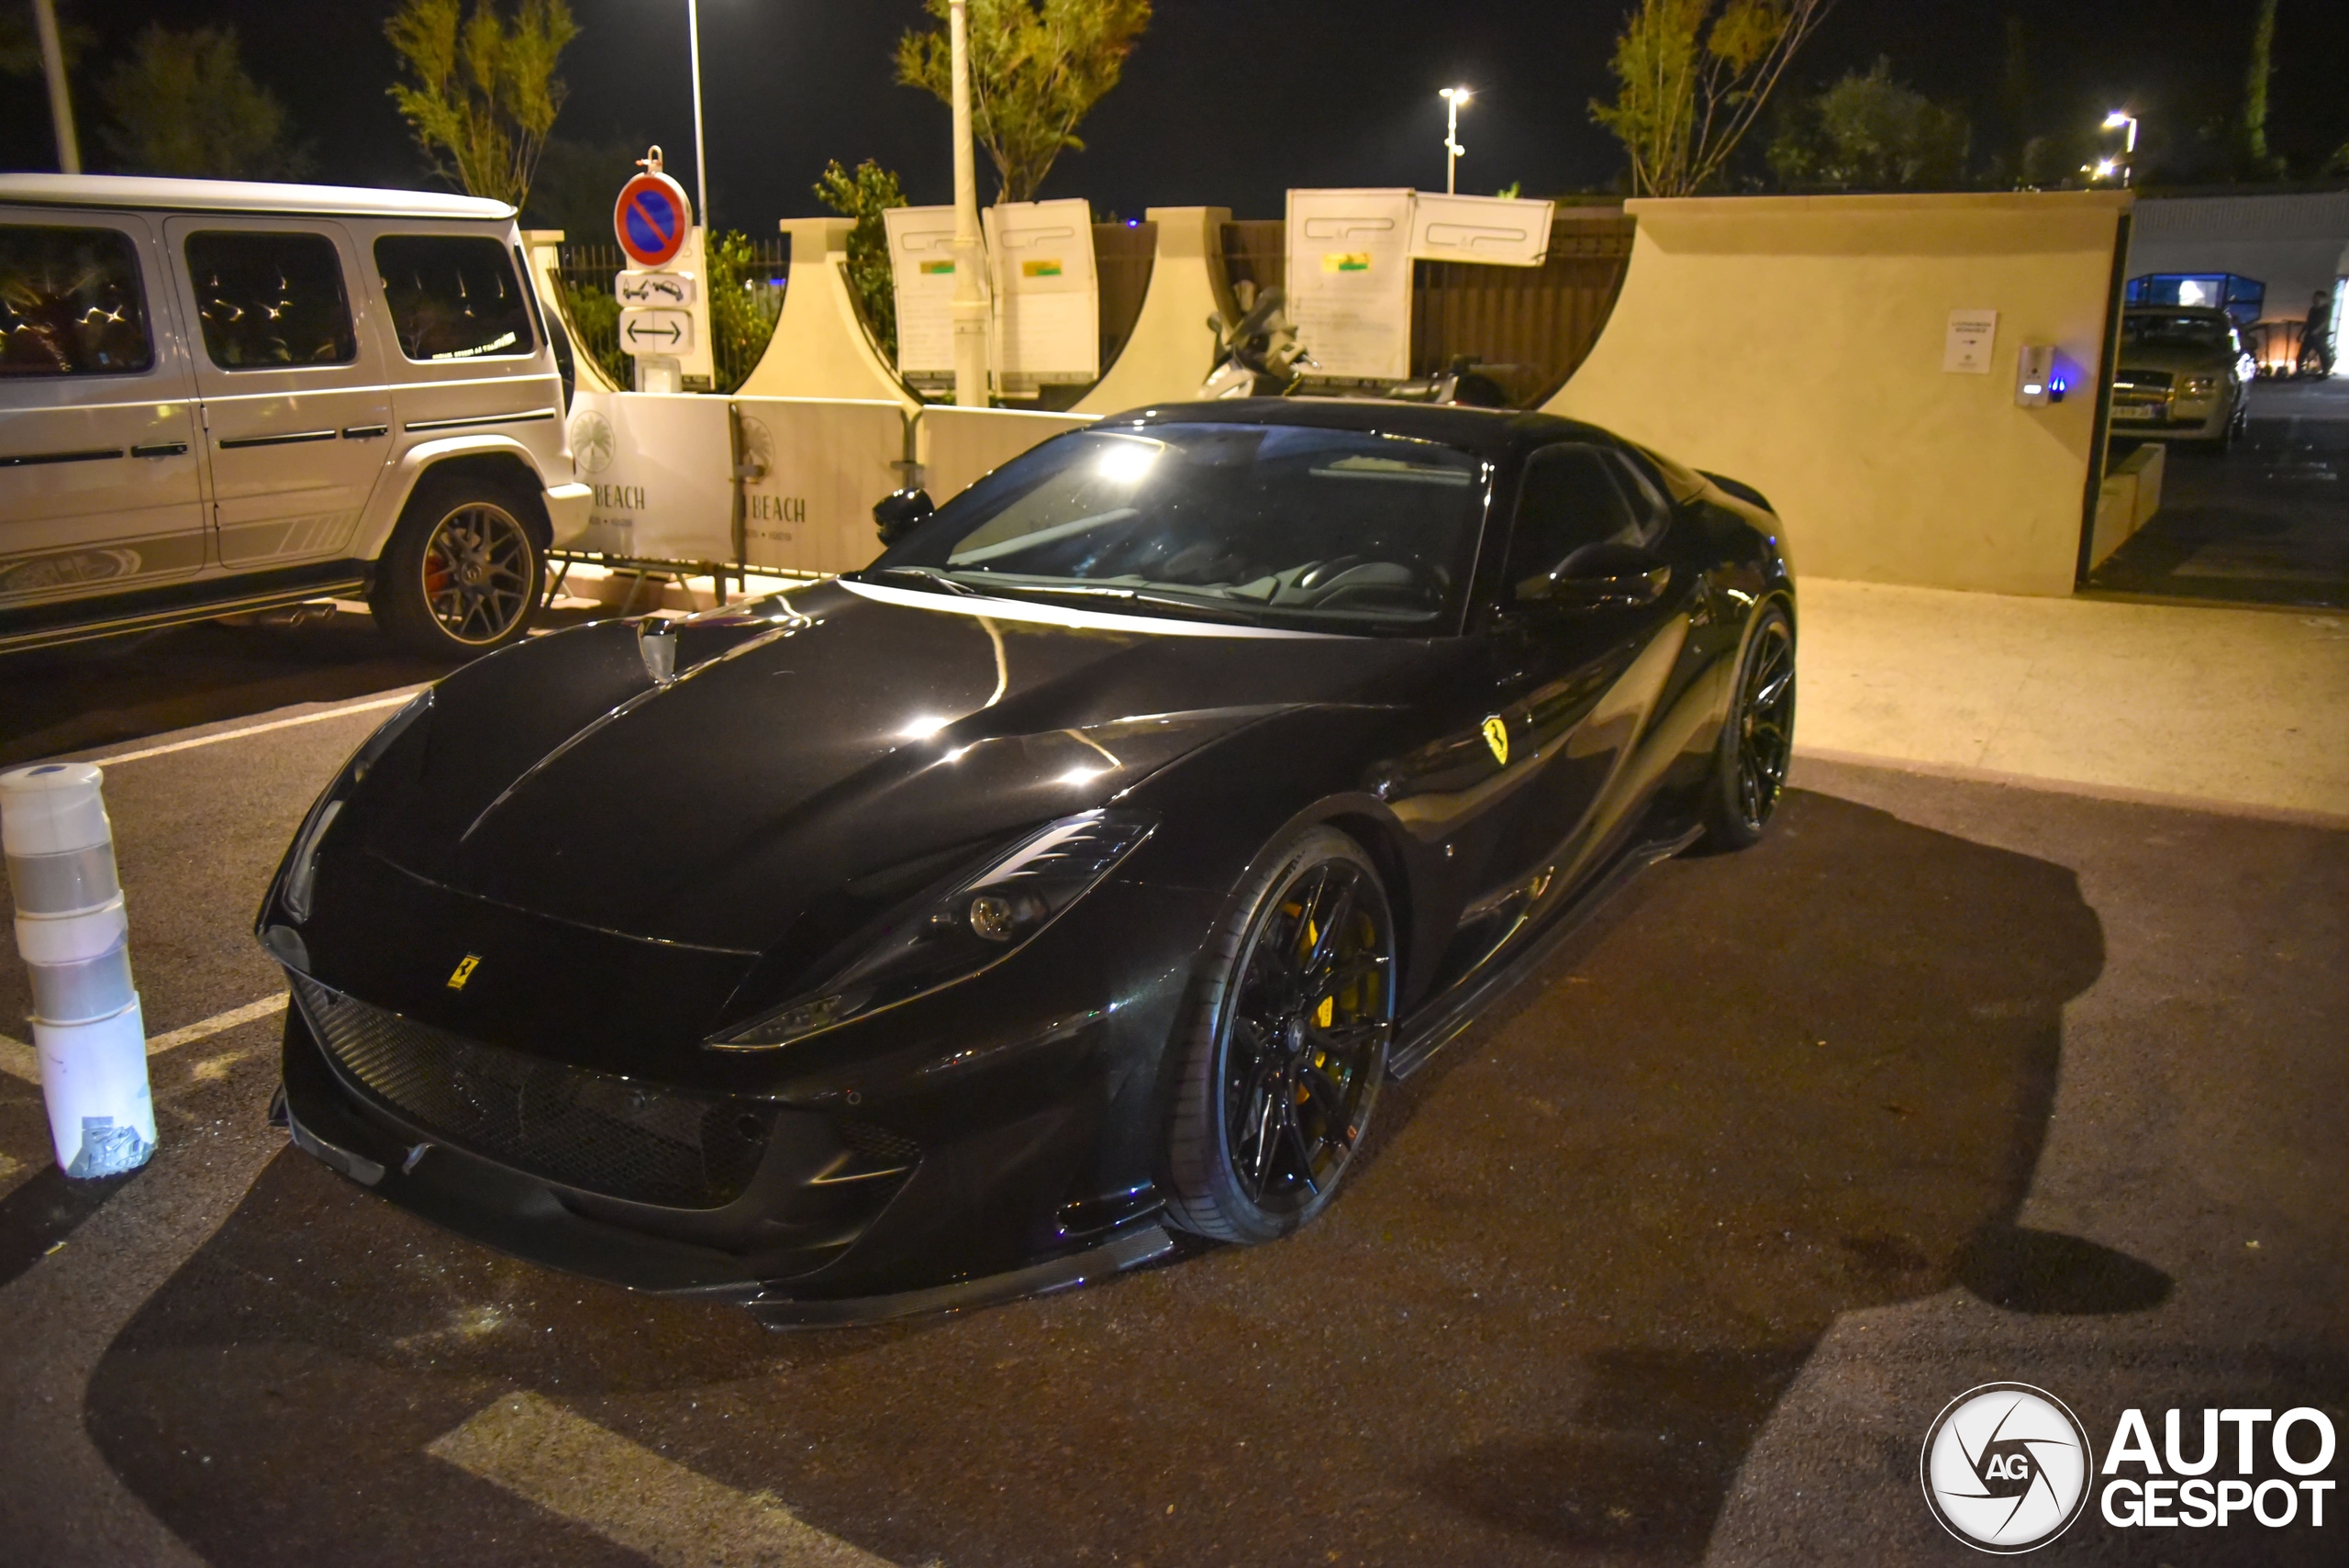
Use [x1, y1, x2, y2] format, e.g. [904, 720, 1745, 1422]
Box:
[341, 425, 390, 440]
[130, 442, 191, 459]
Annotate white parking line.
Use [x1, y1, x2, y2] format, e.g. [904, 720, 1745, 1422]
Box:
[428, 1391, 903, 1568]
[86, 690, 422, 767]
[0, 993, 287, 1086]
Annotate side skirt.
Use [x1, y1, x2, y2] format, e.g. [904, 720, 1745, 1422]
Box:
[1388, 823, 1704, 1079]
[740, 1220, 1178, 1331]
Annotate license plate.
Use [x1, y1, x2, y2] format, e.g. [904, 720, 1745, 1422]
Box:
[2112, 405, 2155, 420]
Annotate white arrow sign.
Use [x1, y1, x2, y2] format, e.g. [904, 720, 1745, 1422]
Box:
[616, 271, 696, 307]
[620, 307, 695, 355]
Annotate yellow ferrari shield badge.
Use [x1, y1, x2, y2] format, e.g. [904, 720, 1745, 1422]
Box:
[447, 954, 481, 991]
[1482, 715, 1509, 767]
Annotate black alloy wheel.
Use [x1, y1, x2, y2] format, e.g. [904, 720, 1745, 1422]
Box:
[373, 475, 545, 659]
[1163, 828, 1396, 1243]
[1700, 604, 1796, 851]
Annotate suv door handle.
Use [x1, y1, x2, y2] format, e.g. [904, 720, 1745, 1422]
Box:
[130, 442, 191, 459]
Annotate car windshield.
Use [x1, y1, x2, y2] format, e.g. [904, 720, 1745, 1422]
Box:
[2123, 313, 2232, 351]
[866, 422, 1490, 634]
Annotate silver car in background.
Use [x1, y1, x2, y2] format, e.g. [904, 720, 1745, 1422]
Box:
[0, 174, 588, 657]
[2110, 306, 2255, 450]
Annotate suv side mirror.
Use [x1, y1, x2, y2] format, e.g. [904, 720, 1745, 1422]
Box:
[872, 488, 935, 547]
[1516, 540, 1670, 610]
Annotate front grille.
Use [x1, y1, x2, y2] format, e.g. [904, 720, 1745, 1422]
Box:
[291, 974, 775, 1208]
[2115, 369, 2174, 391]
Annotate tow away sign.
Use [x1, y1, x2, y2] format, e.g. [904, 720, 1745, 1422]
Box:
[617, 272, 695, 306]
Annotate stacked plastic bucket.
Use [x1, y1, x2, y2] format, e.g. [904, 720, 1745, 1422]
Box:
[0, 762, 155, 1177]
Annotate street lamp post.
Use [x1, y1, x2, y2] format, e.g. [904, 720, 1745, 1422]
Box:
[948, 0, 990, 407]
[687, 0, 708, 224]
[1439, 86, 1471, 195]
[2101, 110, 2139, 187]
[32, 0, 80, 175]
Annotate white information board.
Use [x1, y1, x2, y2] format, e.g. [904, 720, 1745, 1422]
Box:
[884, 206, 964, 379]
[984, 199, 1100, 390]
[560, 391, 736, 561]
[1285, 189, 1417, 380]
[618, 227, 716, 390]
[1408, 194, 1557, 266]
[1944, 309, 2000, 374]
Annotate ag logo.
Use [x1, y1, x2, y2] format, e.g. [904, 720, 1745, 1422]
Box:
[570, 410, 616, 474]
[446, 954, 482, 992]
[1481, 715, 1508, 767]
[1922, 1383, 2094, 1553]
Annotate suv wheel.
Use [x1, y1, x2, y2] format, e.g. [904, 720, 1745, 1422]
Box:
[373, 473, 545, 659]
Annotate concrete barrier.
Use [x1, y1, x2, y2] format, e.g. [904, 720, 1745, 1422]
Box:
[2087, 441, 2165, 571]
[917, 406, 1093, 505]
[1547, 192, 2132, 597]
[738, 218, 920, 410]
[1075, 207, 1235, 415]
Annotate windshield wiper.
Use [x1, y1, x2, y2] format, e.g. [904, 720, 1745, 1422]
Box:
[854, 565, 983, 597]
[957, 579, 1267, 627]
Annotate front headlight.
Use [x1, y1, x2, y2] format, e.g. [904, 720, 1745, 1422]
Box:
[280, 691, 432, 924]
[707, 809, 1156, 1051]
[2181, 374, 2218, 399]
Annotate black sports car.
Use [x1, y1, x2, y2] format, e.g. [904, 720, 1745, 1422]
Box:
[261, 399, 1797, 1325]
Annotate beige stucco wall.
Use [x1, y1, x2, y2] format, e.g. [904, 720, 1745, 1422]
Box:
[1545, 192, 2132, 597]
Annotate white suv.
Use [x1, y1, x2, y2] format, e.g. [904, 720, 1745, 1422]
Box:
[0, 174, 588, 658]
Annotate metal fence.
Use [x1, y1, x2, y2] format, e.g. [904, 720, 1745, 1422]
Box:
[554, 237, 786, 395]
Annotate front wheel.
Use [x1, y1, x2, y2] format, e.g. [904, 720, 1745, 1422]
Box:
[372, 474, 545, 659]
[1698, 603, 1796, 851]
[1161, 827, 1397, 1244]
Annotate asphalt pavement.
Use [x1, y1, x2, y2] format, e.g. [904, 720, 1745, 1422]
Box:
[0, 630, 2341, 1567]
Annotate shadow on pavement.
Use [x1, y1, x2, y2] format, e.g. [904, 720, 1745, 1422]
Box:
[87, 790, 2117, 1566]
[2087, 421, 2349, 610]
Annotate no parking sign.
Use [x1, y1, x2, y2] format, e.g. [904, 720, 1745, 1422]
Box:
[614, 169, 692, 268]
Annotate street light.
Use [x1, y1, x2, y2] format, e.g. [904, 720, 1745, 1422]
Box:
[1439, 86, 1471, 196]
[685, 0, 708, 225]
[2100, 109, 2138, 187]
[948, 0, 990, 407]
[31, 0, 79, 173]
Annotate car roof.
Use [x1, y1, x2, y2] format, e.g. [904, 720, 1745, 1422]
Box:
[1097, 397, 1605, 461]
[0, 172, 514, 223]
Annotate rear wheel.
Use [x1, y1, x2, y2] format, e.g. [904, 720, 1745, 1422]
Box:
[1162, 828, 1396, 1244]
[1698, 604, 1795, 851]
[372, 473, 544, 659]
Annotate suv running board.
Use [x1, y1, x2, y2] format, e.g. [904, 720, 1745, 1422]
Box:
[0, 563, 370, 653]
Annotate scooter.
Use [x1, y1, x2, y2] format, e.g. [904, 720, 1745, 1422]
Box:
[1199, 283, 1317, 399]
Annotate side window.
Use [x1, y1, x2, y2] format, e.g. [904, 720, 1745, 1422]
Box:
[1505, 442, 1642, 589]
[373, 235, 536, 361]
[0, 224, 154, 378]
[1608, 448, 1675, 543]
[183, 230, 358, 369]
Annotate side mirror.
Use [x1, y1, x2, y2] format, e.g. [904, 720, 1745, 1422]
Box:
[1516, 541, 1670, 610]
[872, 488, 935, 547]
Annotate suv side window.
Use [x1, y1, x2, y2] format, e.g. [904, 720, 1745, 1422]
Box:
[373, 235, 536, 361]
[1505, 442, 1642, 590]
[0, 224, 154, 378]
[183, 230, 357, 369]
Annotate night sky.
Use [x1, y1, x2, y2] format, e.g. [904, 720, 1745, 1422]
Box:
[6, 0, 2348, 235]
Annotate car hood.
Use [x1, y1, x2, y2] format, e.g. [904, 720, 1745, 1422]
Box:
[347, 579, 1426, 954]
[2119, 340, 2231, 378]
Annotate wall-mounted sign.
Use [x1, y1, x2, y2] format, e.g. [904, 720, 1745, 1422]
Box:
[1286, 188, 1417, 380]
[1945, 309, 2000, 374]
[985, 198, 1100, 392]
[1408, 193, 1557, 267]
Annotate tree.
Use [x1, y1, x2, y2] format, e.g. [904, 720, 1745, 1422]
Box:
[814, 159, 907, 361]
[1590, 0, 1831, 198]
[1768, 60, 1970, 191]
[2236, 0, 2285, 179]
[95, 25, 309, 181]
[896, 0, 1152, 203]
[386, 0, 579, 210]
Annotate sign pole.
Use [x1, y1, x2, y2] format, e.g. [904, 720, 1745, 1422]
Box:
[32, 0, 80, 174]
[948, 0, 990, 408]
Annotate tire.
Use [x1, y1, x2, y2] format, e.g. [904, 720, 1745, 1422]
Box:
[371, 473, 546, 659]
[1161, 827, 1397, 1244]
[1698, 603, 1796, 851]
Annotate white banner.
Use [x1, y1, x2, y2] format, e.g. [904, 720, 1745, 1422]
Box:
[560, 391, 736, 562]
[1286, 189, 1418, 380]
[984, 199, 1100, 389]
[735, 397, 907, 575]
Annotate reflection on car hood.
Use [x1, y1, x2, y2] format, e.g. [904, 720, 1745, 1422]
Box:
[348, 579, 1422, 951]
